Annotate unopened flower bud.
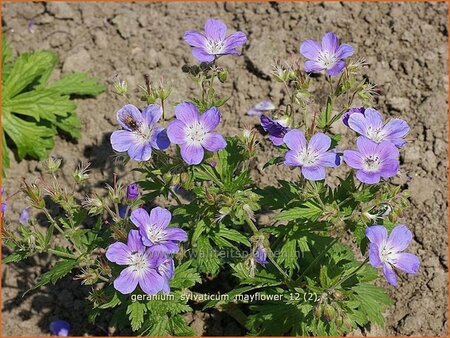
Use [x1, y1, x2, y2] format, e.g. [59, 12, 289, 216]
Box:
[335, 315, 344, 327]
[314, 304, 323, 319]
[126, 183, 139, 200]
[82, 195, 105, 216]
[73, 162, 90, 184]
[22, 182, 45, 209]
[44, 156, 62, 174]
[323, 304, 336, 322]
[218, 70, 228, 83]
[113, 76, 128, 96]
[333, 290, 345, 300]
[158, 87, 172, 100]
[107, 183, 124, 204]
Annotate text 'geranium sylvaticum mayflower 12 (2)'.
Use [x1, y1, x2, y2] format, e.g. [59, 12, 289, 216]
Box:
[3, 17, 420, 337]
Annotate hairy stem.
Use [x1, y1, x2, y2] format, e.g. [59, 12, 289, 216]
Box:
[48, 248, 79, 260]
[42, 208, 83, 255]
[244, 216, 292, 284]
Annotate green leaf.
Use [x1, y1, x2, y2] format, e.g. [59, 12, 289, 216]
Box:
[169, 314, 196, 336]
[278, 239, 299, 272]
[194, 237, 221, 274]
[2, 131, 10, 175]
[2, 110, 55, 160]
[47, 72, 105, 96]
[216, 226, 250, 247]
[30, 258, 77, 291]
[127, 301, 147, 331]
[3, 251, 30, 263]
[352, 283, 392, 326]
[6, 89, 75, 122]
[2, 36, 13, 80]
[170, 261, 201, 289]
[263, 156, 284, 169]
[247, 302, 304, 336]
[274, 202, 322, 221]
[231, 262, 281, 286]
[3, 51, 57, 99]
[1, 41, 104, 175]
[145, 316, 170, 336]
[317, 96, 332, 129]
[97, 290, 122, 309]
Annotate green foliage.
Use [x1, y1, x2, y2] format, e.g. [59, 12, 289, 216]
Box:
[1, 37, 104, 175]
[2, 29, 412, 337]
[32, 259, 78, 290]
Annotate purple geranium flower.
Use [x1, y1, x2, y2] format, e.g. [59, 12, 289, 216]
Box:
[50, 320, 70, 336]
[126, 182, 140, 200]
[283, 129, 340, 180]
[119, 206, 127, 219]
[183, 18, 247, 62]
[156, 255, 175, 294]
[106, 230, 167, 295]
[343, 136, 400, 184]
[130, 207, 187, 254]
[260, 115, 290, 146]
[19, 208, 30, 225]
[366, 224, 420, 286]
[110, 104, 170, 161]
[1, 187, 6, 214]
[248, 100, 276, 117]
[342, 107, 365, 127]
[348, 108, 410, 147]
[167, 102, 227, 165]
[255, 243, 268, 266]
[300, 32, 354, 76]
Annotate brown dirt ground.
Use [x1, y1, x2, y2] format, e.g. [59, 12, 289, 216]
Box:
[1, 1, 448, 336]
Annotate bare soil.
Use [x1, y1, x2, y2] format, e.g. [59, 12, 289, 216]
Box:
[1, 2, 448, 336]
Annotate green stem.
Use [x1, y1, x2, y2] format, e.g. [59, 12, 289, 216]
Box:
[42, 209, 83, 255]
[329, 257, 369, 291]
[98, 275, 110, 283]
[48, 248, 78, 260]
[169, 187, 183, 206]
[293, 237, 339, 286]
[244, 217, 292, 284]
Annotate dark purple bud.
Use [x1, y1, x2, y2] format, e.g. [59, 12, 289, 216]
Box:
[209, 160, 217, 168]
[342, 107, 365, 127]
[255, 242, 268, 266]
[119, 206, 127, 219]
[260, 115, 288, 139]
[50, 320, 70, 336]
[126, 183, 139, 200]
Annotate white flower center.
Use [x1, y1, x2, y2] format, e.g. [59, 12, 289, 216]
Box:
[379, 243, 396, 264]
[124, 114, 155, 145]
[362, 154, 381, 172]
[128, 252, 149, 275]
[297, 148, 320, 166]
[317, 51, 338, 69]
[206, 39, 225, 54]
[366, 127, 386, 143]
[185, 123, 207, 144]
[146, 226, 166, 243]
